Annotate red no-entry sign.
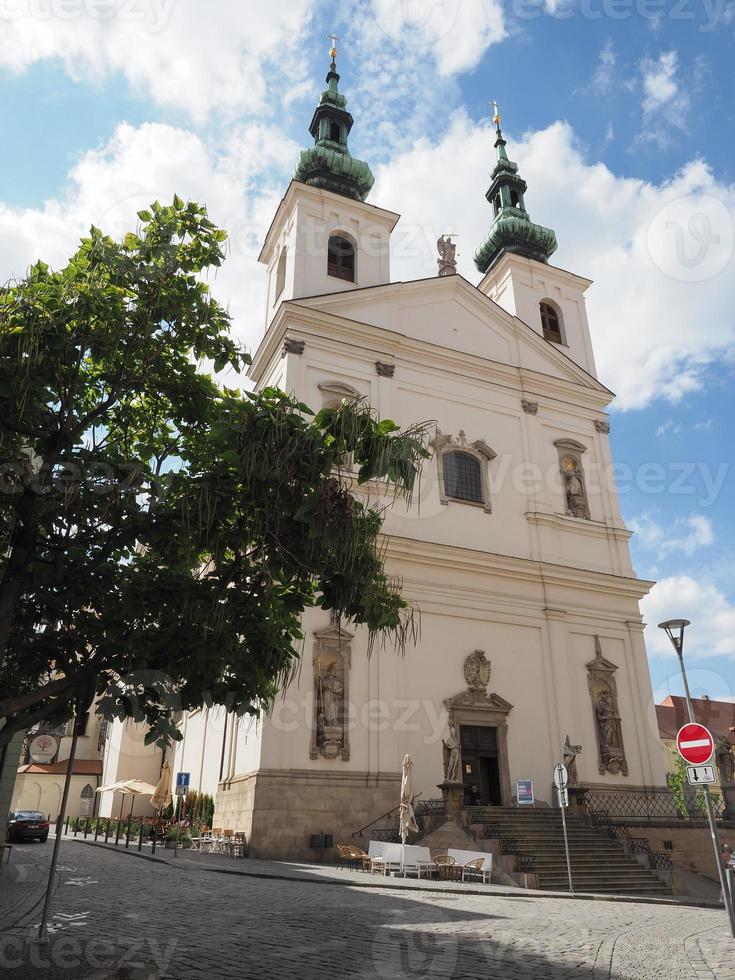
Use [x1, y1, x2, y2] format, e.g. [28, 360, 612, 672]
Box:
[676, 723, 715, 765]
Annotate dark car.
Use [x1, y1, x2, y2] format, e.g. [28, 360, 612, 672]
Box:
[6, 811, 50, 842]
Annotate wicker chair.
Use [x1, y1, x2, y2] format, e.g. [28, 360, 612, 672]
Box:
[432, 853, 457, 880]
[337, 844, 370, 871]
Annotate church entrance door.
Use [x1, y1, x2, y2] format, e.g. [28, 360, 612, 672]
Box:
[460, 724, 502, 805]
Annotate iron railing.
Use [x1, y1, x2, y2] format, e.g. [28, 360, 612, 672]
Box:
[648, 852, 674, 873]
[415, 799, 446, 818]
[583, 787, 725, 822]
[369, 828, 401, 843]
[352, 793, 422, 838]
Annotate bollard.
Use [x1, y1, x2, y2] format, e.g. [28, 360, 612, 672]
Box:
[73, 818, 79, 837]
[94, 820, 100, 842]
[115, 819, 122, 846]
[104, 819, 111, 843]
[64, 816, 69, 836]
[83, 818, 90, 839]
[125, 816, 132, 849]
[138, 822, 144, 852]
[151, 826, 156, 855]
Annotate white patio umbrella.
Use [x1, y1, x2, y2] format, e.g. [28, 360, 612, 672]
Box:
[150, 762, 173, 814]
[399, 754, 419, 874]
[96, 779, 158, 819]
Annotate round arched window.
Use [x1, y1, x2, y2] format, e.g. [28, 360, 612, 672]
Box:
[327, 236, 355, 282]
[540, 301, 563, 344]
[443, 451, 483, 503]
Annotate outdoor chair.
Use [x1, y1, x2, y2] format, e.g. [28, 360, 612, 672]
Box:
[447, 848, 493, 884]
[367, 840, 388, 873]
[231, 832, 247, 859]
[432, 854, 457, 880]
[221, 829, 235, 855]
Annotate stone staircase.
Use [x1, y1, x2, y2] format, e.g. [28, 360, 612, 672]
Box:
[465, 807, 671, 896]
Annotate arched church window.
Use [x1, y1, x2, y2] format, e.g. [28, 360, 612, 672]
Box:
[274, 247, 287, 301]
[434, 432, 496, 513]
[443, 451, 483, 504]
[540, 300, 563, 344]
[80, 784, 94, 800]
[327, 235, 355, 282]
[330, 122, 341, 143]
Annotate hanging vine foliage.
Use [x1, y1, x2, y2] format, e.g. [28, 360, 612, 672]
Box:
[0, 198, 432, 749]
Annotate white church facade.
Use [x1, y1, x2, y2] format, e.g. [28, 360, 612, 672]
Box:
[70, 47, 666, 855]
[207, 50, 666, 858]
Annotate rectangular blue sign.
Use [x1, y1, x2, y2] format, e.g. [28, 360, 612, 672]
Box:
[176, 772, 190, 788]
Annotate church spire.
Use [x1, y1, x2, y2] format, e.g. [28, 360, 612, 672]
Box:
[293, 36, 374, 203]
[474, 103, 557, 274]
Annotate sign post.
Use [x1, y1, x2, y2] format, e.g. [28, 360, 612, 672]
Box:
[553, 763, 573, 896]
[173, 773, 190, 858]
[675, 724, 735, 937]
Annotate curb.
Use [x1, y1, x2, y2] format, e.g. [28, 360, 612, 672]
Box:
[67, 838, 725, 910]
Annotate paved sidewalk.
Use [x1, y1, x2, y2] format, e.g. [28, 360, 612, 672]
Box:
[0, 845, 49, 930]
[62, 832, 723, 909]
[1, 838, 733, 979]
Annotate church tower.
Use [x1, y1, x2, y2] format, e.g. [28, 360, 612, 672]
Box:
[258, 39, 398, 324]
[476, 105, 598, 377]
[209, 56, 666, 861]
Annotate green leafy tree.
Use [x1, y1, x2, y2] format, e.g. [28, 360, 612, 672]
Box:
[0, 198, 431, 750]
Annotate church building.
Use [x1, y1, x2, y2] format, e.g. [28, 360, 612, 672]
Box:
[207, 43, 666, 858]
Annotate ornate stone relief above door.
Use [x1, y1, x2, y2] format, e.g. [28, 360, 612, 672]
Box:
[587, 636, 628, 776]
[309, 625, 352, 762]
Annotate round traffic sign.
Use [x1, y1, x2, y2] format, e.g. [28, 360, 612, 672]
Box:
[676, 723, 715, 765]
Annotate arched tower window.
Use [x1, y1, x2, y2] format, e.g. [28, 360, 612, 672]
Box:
[274, 247, 287, 301]
[327, 235, 355, 282]
[329, 122, 341, 143]
[540, 300, 563, 344]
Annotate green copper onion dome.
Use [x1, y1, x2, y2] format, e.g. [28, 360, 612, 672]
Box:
[474, 104, 557, 273]
[293, 39, 374, 202]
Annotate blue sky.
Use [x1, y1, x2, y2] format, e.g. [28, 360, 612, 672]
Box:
[0, 0, 732, 705]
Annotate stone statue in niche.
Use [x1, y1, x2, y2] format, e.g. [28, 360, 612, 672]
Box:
[563, 735, 582, 786]
[310, 626, 351, 762]
[442, 721, 461, 783]
[587, 636, 628, 777]
[716, 735, 735, 785]
[561, 455, 589, 519]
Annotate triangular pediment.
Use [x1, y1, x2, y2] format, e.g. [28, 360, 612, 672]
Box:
[444, 689, 514, 714]
[314, 625, 354, 643]
[292, 276, 608, 393]
[586, 654, 618, 674]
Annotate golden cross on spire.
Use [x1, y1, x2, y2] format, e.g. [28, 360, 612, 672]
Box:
[492, 100, 501, 129]
[327, 32, 338, 60]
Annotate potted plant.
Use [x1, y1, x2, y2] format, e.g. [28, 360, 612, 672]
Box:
[164, 825, 192, 849]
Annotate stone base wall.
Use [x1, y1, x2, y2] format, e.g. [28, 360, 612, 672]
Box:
[213, 768, 401, 861]
[624, 822, 735, 883]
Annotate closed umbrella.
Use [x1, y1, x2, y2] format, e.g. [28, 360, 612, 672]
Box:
[151, 762, 173, 814]
[399, 754, 419, 874]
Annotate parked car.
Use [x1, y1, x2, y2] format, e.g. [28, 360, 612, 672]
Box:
[6, 811, 50, 842]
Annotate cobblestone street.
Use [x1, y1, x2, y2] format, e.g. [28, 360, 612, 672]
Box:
[0, 839, 733, 979]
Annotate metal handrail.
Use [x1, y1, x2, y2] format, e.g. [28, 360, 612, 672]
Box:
[351, 792, 422, 838]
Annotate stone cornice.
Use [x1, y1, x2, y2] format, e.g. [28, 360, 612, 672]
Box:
[525, 511, 633, 542]
[248, 302, 613, 413]
[382, 534, 655, 600]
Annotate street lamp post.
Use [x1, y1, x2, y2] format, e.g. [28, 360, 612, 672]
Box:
[659, 619, 735, 938]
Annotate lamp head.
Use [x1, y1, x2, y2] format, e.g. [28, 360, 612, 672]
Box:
[658, 618, 691, 653]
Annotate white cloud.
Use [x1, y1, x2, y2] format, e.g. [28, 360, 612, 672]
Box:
[630, 514, 714, 557]
[368, 0, 505, 76]
[0, 0, 314, 122]
[642, 576, 735, 658]
[371, 115, 735, 409]
[641, 50, 680, 115]
[588, 40, 616, 96]
[0, 121, 299, 357]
